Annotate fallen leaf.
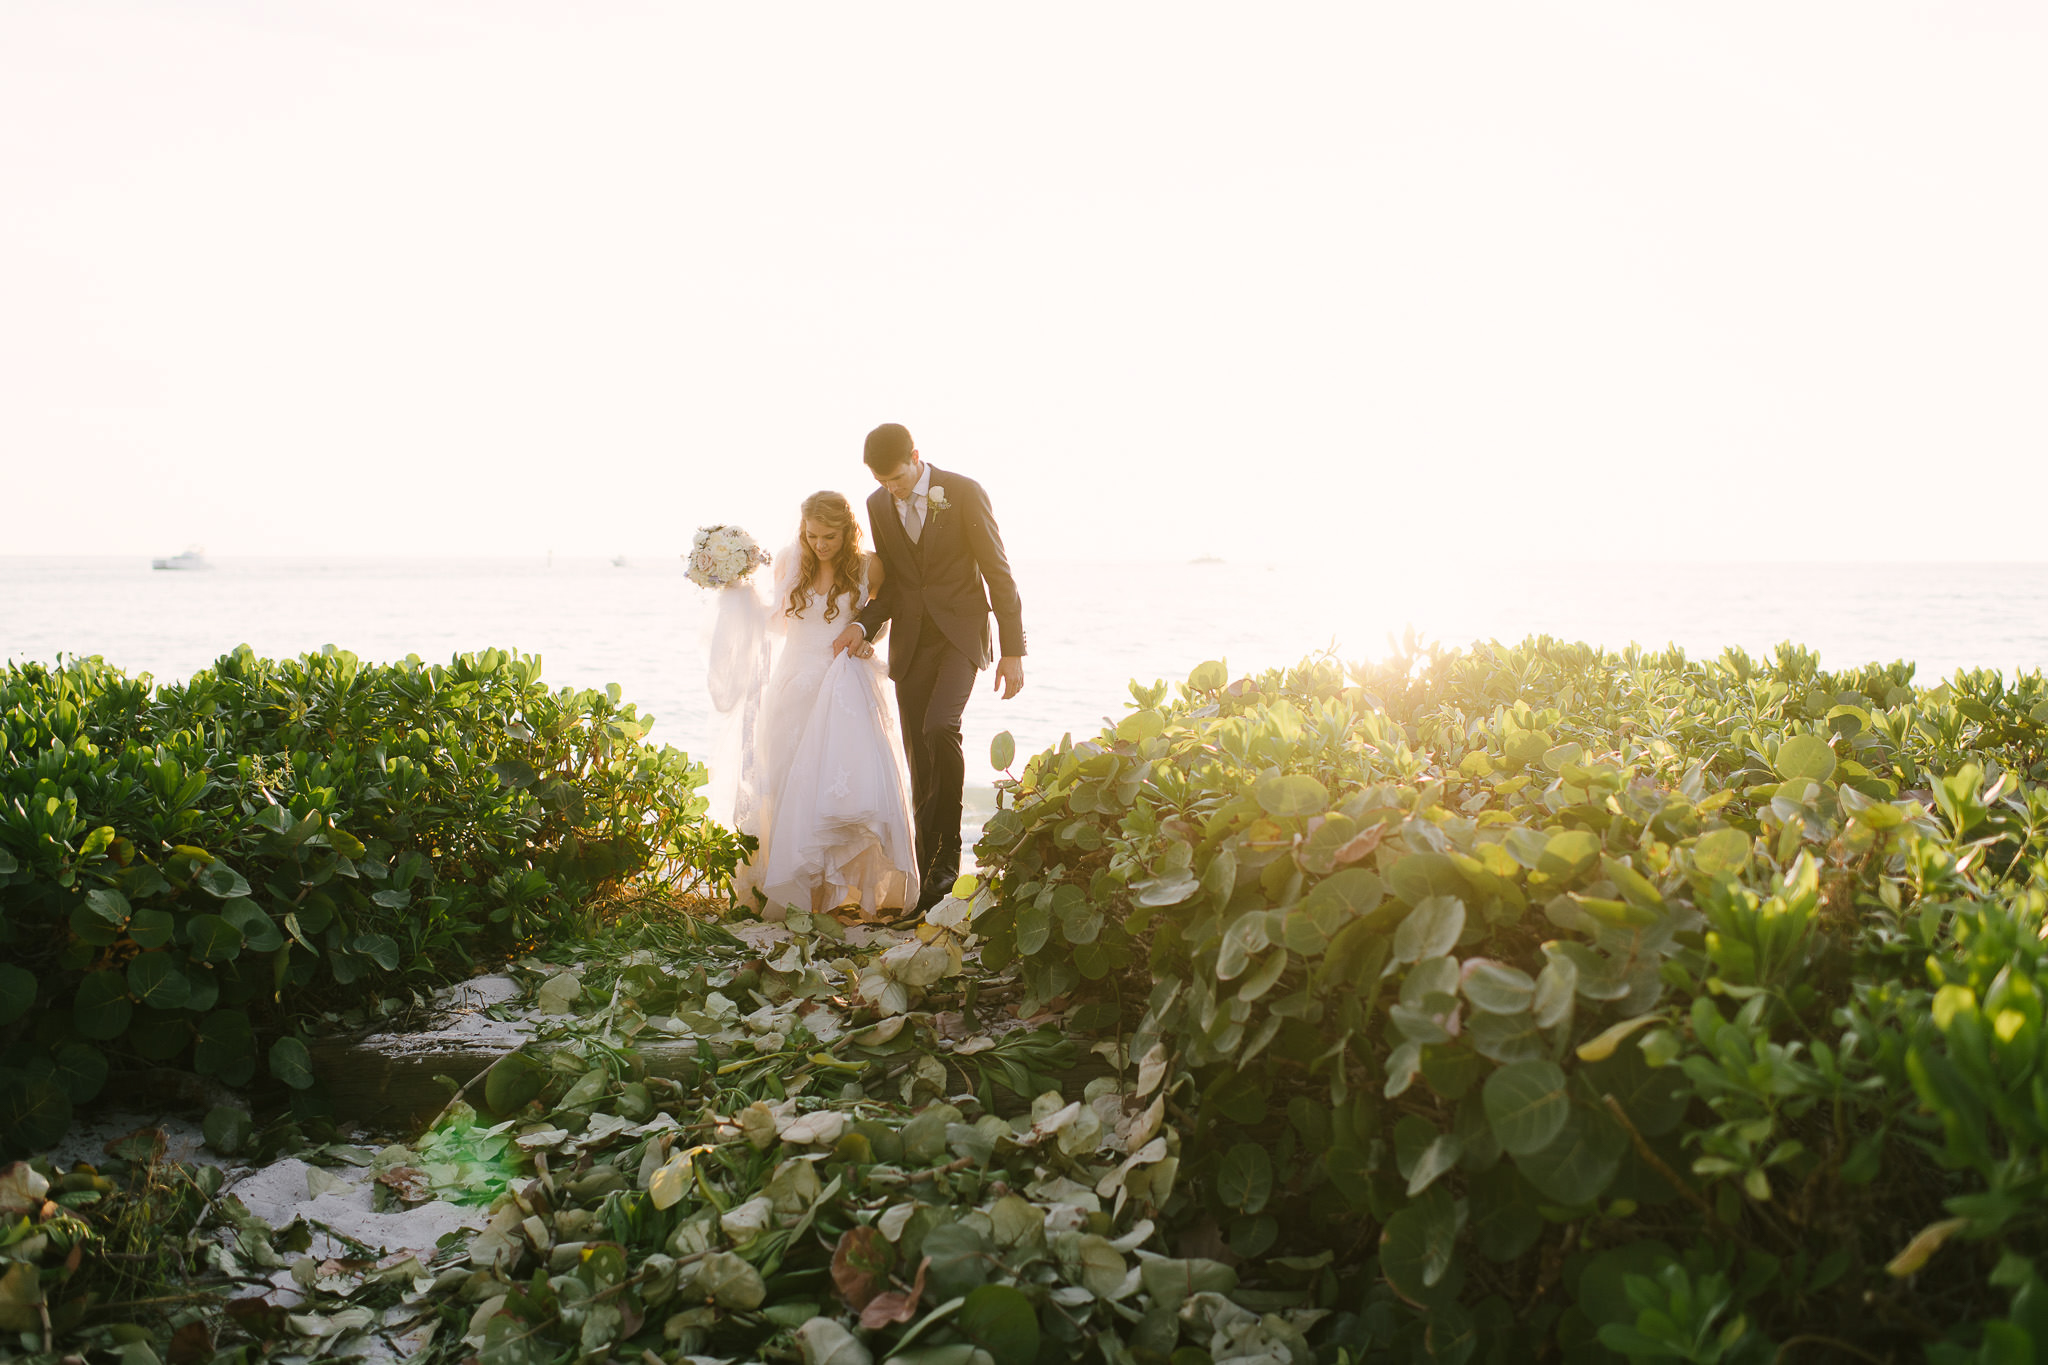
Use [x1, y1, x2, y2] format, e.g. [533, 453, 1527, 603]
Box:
[831, 1225, 893, 1310]
[859, 1256, 929, 1328]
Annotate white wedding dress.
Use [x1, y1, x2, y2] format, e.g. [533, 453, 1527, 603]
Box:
[706, 551, 918, 916]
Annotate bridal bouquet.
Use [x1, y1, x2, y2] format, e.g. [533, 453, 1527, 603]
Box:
[686, 525, 771, 589]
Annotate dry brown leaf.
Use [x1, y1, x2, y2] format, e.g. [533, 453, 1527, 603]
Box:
[1332, 823, 1386, 866]
[859, 1256, 929, 1329]
[830, 1225, 893, 1310]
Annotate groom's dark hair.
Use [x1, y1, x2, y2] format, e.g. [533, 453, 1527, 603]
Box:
[863, 423, 916, 475]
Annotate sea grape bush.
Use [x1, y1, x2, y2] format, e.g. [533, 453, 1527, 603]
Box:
[974, 638, 2048, 1362]
[0, 646, 749, 1154]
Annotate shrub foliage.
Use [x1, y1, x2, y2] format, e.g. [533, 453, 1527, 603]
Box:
[0, 646, 747, 1154]
[974, 638, 2048, 1362]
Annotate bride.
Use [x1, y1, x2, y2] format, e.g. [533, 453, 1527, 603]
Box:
[707, 491, 919, 917]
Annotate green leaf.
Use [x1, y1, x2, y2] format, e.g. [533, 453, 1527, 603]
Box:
[1133, 871, 1199, 907]
[196, 863, 253, 899]
[1380, 1186, 1458, 1301]
[1538, 831, 1601, 882]
[1468, 1163, 1544, 1262]
[269, 1036, 316, 1090]
[1405, 1131, 1464, 1197]
[1187, 660, 1229, 691]
[0, 965, 35, 1027]
[127, 907, 175, 949]
[127, 954, 192, 1011]
[0, 1075, 72, 1150]
[353, 933, 401, 971]
[1775, 734, 1838, 784]
[1118, 710, 1166, 743]
[1393, 895, 1466, 964]
[73, 972, 132, 1040]
[1256, 773, 1329, 819]
[923, 1220, 995, 1300]
[49, 1043, 108, 1104]
[194, 1010, 255, 1079]
[1514, 1106, 1626, 1206]
[219, 898, 284, 952]
[1140, 1258, 1238, 1301]
[84, 888, 132, 925]
[1483, 1059, 1571, 1155]
[990, 731, 1016, 770]
[1217, 1143, 1274, 1214]
[1461, 959, 1536, 1014]
[1303, 867, 1383, 935]
[955, 1284, 1040, 1365]
[1583, 1043, 1690, 1138]
[1014, 905, 1052, 956]
[203, 1105, 254, 1156]
[1692, 828, 1751, 878]
[1237, 948, 1290, 1003]
[185, 914, 244, 961]
[486, 1051, 550, 1116]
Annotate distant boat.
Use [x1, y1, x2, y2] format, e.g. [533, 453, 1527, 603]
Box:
[1190, 554, 1224, 565]
[152, 547, 210, 571]
[611, 555, 629, 568]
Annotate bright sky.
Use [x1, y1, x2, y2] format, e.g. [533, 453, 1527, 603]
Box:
[3, 1, 2042, 562]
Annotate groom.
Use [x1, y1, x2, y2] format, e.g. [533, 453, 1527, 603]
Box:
[832, 423, 1026, 913]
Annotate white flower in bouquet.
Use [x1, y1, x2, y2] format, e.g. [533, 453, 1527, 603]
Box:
[685, 525, 770, 589]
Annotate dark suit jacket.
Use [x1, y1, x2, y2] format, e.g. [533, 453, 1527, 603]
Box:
[856, 467, 1026, 680]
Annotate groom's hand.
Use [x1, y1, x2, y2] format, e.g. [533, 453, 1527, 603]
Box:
[831, 624, 865, 657]
[994, 657, 1024, 699]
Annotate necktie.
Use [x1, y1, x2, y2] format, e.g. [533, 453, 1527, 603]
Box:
[902, 495, 923, 544]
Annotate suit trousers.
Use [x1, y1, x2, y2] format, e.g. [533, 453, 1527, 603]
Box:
[895, 614, 978, 908]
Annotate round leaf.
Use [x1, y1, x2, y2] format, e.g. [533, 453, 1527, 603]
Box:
[1393, 896, 1466, 965]
[1117, 710, 1166, 744]
[0, 965, 35, 1027]
[127, 908, 175, 949]
[1460, 959, 1536, 1015]
[127, 954, 192, 1011]
[1775, 734, 1838, 784]
[73, 972, 133, 1040]
[219, 898, 284, 952]
[185, 914, 244, 962]
[84, 888, 132, 925]
[1380, 1188, 1458, 1301]
[203, 1105, 254, 1156]
[485, 1051, 549, 1115]
[49, 1043, 107, 1104]
[1538, 831, 1601, 882]
[196, 863, 254, 899]
[1303, 868, 1383, 934]
[269, 1036, 316, 1090]
[1255, 774, 1329, 820]
[1692, 828, 1751, 877]
[0, 1076, 72, 1150]
[990, 731, 1016, 770]
[352, 932, 400, 971]
[1217, 1143, 1274, 1215]
[194, 1010, 255, 1079]
[1513, 1106, 1627, 1206]
[1187, 660, 1229, 691]
[956, 1284, 1039, 1365]
[1482, 1060, 1571, 1156]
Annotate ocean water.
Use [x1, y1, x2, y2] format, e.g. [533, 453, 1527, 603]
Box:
[8, 556, 2048, 847]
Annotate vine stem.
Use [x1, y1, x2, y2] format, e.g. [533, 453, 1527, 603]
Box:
[1599, 1093, 1752, 1248]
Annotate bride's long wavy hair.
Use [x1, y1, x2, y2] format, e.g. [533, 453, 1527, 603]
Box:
[787, 491, 865, 623]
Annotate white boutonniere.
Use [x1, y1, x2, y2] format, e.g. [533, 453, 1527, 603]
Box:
[927, 485, 950, 512]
